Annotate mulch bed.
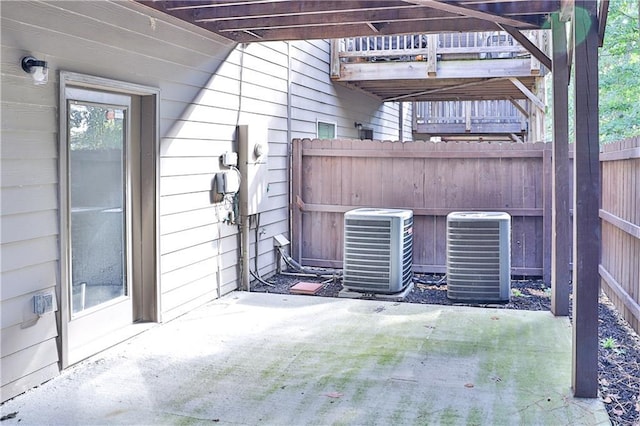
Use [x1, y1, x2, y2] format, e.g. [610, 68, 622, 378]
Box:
[251, 273, 640, 426]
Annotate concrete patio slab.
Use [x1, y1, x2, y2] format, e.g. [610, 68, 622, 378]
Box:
[0, 292, 610, 425]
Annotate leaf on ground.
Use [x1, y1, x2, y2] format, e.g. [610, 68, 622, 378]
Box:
[599, 378, 610, 386]
[612, 408, 624, 416]
[464, 383, 475, 388]
[325, 392, 344, 398]
[602, 396, 612, 404]
[0, 412, 18, 421]
[490, 316, 500, 321]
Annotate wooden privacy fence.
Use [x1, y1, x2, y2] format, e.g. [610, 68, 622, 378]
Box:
[599, 136, 640, 334]
[291, 139, 552, 278]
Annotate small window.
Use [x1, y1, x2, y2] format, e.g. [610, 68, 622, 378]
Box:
[317, 121, 336, 139]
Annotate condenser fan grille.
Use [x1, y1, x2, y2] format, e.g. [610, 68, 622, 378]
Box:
[343, 209, 413, 293]
[344, 219, 392, 287]
[446, 212, 511, 302]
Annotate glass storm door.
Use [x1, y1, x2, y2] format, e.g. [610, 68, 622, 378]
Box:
[65, 88, 136, 364]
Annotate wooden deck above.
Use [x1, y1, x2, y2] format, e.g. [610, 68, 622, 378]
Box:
[331, 31, 548, 102]
[413, 100, 528, 142]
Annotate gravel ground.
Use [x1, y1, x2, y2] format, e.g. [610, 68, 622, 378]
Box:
[252, 273, 640, 426]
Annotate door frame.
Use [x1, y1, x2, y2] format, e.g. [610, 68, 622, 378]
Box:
[58, 71, 160, 368]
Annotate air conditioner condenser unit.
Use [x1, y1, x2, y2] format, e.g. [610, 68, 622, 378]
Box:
[446, 211, 511, 302]
[343, 208, 413, 294]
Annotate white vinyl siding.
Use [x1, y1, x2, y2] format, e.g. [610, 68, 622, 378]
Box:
[1, 0, 235, 401]
[1, 1, 408, 402]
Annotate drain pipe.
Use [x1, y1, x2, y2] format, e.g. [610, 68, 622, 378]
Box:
[240, 212, 251, 291]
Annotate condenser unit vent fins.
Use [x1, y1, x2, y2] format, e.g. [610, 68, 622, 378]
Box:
[446, 211, 511, 302]
[343, 208, 413, 294]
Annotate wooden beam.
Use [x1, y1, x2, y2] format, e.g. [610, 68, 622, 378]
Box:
[567, 18, 574, 82]
[220, 16, 503, 42]
[297, 202, 544, 217]
[409, 0, 538, 29]
[509, 133, 524, 143]
[498, 24, 552, 72]
[598, 0, 610, 47]
[464, 101, 471, 132]
[330, 39, 341, 78]
[508, 98, 529, 118]
[385, 78, 510, 102]
[551, 13, 571, 317]
[599, 265, 640, 327]
[366, 22, 380, 32]
[560, 0, 574, 22]
[191, 1, 414, 20]
[599, 209, 640, 239]
[415, 122, 525, 135]
[543, 147, 553, 284]
[198, 5, 450, 29]
[302, 148, 545, 159]
[426, 34, 438, 77]
[572, 0, 600, 399]
[509, 78, 545, 112]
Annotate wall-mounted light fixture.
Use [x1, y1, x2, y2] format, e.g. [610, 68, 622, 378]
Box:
[21, 56, 49, 85]
[354, 122, 363, 130]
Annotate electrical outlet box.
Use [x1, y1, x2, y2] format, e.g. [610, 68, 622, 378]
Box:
[33, 291, 55, 315]
[215, 170, 240, 194]
[273, 234, 290, 247]
[222, 151, 238, 167]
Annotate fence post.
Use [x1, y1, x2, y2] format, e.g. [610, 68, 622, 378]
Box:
[543, 147, 552, 286]
[572, 0, 600, 398]
[551, 13, 571, 316]
[291, 139, 303, 262]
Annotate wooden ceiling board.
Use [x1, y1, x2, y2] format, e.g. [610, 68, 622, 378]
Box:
[135, 1, 561, 42]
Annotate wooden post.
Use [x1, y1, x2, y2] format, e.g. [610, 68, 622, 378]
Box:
[542, 147, 552, 285]
[427, 34, 438, 77]
[572, 0, 601, 398]
[464, 101, 471, 132]
[291, 139, 303, 262]
[399, 101, 404, 142]
[551, 13, 571, 316]
[330, 39, 341, 79]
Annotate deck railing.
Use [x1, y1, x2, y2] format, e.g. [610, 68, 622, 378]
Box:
[331, 30, 547, 77]
[413, 100, 527, 136]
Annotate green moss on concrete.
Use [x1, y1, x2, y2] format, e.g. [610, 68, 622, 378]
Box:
[440, 407, 462, 425]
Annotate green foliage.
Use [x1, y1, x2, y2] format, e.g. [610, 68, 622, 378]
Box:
[70, 104, 124, 150]
[599, 0, 640, 143]
[601, 336, 616, 350]
[547, 1, 639, 143]
[511, 288, 524, 298]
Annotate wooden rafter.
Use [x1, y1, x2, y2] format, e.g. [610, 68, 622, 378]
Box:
[384, 77, 509, 102]
[509, 77, 545, 112]
[218, 18, 503, 42]
[498, 24, 552, 71]
[205, 9, 456, 31]
[136, 1, 562, 43]
[508, 98, 529, 118]
[193, 3, 424, 23]
[407, 0, 539, 28]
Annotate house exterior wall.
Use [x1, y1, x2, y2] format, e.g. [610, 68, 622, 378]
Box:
[0, 1, 405, 402]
